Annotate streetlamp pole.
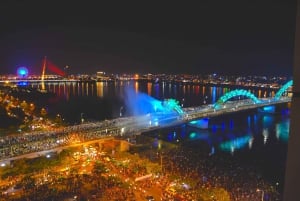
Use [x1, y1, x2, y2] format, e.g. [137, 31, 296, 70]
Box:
[120, 106, 123, 117]
[160, 153, 163, 173]
[81, 113, 84, 123]
[256, 189, 264, 201]
[157, 152, 163, 173]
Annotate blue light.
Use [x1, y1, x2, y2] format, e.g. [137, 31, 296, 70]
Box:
[262, 116, 274, 128]
[167, 132, 174, 141]
[211, 125, 217, 132]
[276, 119, 290, 142]
[212, 87, 216, 103]
[188, 118, 209, 129]
[221, 122, 225, 130]
[229, 120, 234, 129]
[247, 116, 251, 127]
[17, 66, 29, 78]
[180, 127, 186, 138]
[263, 106, 275, 113]
[17, 81, 28, 86]
[189, 132, 197, 139]
[124, 87, 185, 128]
[219, 135, 252, 152]
[281, 108, 290, 116]
[189, 131, 209, 140]
[153, 138, 159, 148]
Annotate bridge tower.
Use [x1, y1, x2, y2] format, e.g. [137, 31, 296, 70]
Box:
[41, 56, 47, 91]
[40, 56, 66, 92]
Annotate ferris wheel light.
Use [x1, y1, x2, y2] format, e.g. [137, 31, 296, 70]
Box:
[17, 66, 29, 78]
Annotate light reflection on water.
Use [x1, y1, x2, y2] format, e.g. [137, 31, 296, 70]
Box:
[276, 119, 290, 142]
[149, 111, 290, 155]
[219, 135, 253, 153]
[28, 81, 277, 107]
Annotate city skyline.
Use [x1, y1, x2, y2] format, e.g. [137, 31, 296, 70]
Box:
[0, 1, 297, 76]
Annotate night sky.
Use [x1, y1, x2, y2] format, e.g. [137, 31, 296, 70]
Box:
[0, 1, 297, 76]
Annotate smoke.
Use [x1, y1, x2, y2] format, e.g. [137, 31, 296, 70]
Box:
[124, 87, 165, 116]
[122, 86, 184, 129]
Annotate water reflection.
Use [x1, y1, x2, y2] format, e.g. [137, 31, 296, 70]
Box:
[134, 81, 139, 93]
[96, 82, 104, 97]
[219, 135, 253, 154]
[262, 128, 269, 144]
[276, 119, 290, 142]
[211, 87, 217, 103]
[147, 82, 152, 95]
[189, 131, 210, 140]
[147, 112, 289, 155]
[28, 81, 278, 106]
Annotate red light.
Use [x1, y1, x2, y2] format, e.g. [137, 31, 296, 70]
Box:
[47, 60, 65, 76]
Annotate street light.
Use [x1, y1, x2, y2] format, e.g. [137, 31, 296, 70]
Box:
[120, 106, 123, 117]
[81, 113, 84, 123]
[256, 189, 264, 201]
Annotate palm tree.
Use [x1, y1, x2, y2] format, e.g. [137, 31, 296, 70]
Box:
[92, 161, 108, 176]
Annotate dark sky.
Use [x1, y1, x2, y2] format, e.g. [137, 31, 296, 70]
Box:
[0, 1, 297, 76]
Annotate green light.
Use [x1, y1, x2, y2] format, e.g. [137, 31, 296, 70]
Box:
[276, 120, 290, 142]
[274, 80, 293, 99]
[214, 89, 261, 109]
[189, 132, 197, 139]
[162, 99, 185, 114]
[219, 135, 252, 152]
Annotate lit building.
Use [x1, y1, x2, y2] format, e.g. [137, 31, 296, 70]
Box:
[96, 71, 110, 81]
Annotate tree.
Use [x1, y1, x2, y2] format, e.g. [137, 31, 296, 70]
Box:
[198, 187, 231, 201]
[40, 108, 47, 117]
[29, 103, 35, 114]
[92, 162, 108, 176]
[21, 175, 35, 190]
[20, 100, 28, 111]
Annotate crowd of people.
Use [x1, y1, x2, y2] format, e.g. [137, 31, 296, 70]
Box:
[0, 131, 283, 200]
[154, 146, 281, 200]
[0, 120, 122, 160]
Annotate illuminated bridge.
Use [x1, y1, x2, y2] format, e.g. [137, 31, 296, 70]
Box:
[0, 57, 74, 88]
[0, 80, 293, 164]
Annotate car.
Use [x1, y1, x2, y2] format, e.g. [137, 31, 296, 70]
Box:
[145, 195, 155, 201]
